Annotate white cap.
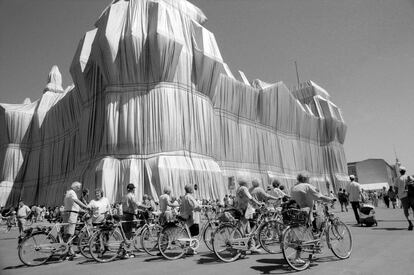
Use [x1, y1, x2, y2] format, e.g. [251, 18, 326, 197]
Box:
[349, 175, 355, 180]
[399, 166, 406, 171]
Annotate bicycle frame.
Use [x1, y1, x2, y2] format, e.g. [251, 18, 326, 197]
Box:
[228, 206, 274, 251]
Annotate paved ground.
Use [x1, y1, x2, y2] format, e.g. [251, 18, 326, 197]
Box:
[1, 203, 413, 275]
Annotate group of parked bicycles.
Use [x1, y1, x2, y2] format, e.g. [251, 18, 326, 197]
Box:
[16, 200, 352, 271]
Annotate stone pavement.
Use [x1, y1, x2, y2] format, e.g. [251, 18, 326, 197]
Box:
[1, 204, 413, 275]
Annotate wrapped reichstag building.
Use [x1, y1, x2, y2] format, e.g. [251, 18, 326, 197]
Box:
[0, 0, 348, 206]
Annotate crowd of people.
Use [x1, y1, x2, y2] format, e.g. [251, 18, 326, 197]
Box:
[2, 166, 414, 261]
[342, 166, 414, 230]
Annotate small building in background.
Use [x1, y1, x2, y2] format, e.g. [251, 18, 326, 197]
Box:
[347, 158, 397, 191]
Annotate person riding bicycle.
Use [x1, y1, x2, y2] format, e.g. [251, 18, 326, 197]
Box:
[290, 173, 335, 264]
[234, 180, 265, 254]
[291, 174, 335, 224]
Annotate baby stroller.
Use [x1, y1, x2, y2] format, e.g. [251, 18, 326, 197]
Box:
[359, 203, 377, 227]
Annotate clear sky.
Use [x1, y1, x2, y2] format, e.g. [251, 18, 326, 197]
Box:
[1, 0, 413, 171]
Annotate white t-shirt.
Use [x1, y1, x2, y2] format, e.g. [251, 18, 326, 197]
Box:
[17, 205, 31, 218]
[346, 181, 362, 202]
[88, 197, 110, 222]
[64, 189, 80, 212]
[159, 194, 171, 213]
[270, 188, 287, 199]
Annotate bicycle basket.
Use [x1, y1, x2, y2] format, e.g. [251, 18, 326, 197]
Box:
[217, 210, 238, 223]
[282, 209, 309, 225]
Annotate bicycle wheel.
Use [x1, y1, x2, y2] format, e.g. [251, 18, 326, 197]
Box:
[202, 222, 215, 252]
[141, 224, 162, 256]
[259, 220, 284, 254]
[158, 224, 189, 260]
[281, 226, 312, 271]
[78, 229, 94, 259]
[212, 224, 243, 263]
[89, 228, 123, 263]
[131, 225, 145, 252]
[18, 232, 57, 266]
[328, 220, 352, 259]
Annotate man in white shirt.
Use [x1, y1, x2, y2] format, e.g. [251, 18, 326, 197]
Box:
[88, 189, 111, 223]
[291, 174, 334, 209]
[159, 186, 179, 224]
[16, 200, 31, 234]
[268, 179, 287, 207]
[250, 180, 280, 206]
[395, 167, 414, 230]
[63, 181, 90, 258]
[346, 175, 362, 225]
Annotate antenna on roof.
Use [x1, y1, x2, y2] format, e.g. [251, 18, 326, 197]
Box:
[393, 144, 400, 163]
[294, 61, 300, 88]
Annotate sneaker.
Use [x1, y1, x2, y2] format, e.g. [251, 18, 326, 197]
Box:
[121, 253, 135, 259]
[292, 258, 306, 265]
[185, 249, 197, 255]
[67, 254, 81, 261]
[249, 247, 263, 254]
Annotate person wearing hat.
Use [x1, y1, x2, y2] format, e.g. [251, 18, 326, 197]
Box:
[121, 183, 150, 241]
[394, 166, 414, 230]
[346, 175, 362, 225]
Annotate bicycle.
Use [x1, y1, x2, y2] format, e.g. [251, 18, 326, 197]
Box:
[17, 212, 92, 266]
[197, 206, 219, 252]
[157, 205, 213, 260]
[211, 205, 285, 262]
[140, 211, 163, 256]
[88, 210, 155, 262]
[281, 202, 352, 271]
[258, 206, 287, 254]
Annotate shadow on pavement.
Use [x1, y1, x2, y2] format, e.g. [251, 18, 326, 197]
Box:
[3, 257, 64, 270]
[197, 252, 220, 264]
[0, 237, 18, 241]
[250, 254, 342, 274]
[3, 264, 29, 270]
[76, 259, 99, 265]
[250, 258, 297, 274]
[376, 219, 407, 222]
[143, 256, 165, 262]
[371, 228, 407, 231]
[313, 255, 340, 263]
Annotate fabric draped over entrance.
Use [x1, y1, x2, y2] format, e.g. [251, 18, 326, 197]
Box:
[0, 0, 348, 206]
